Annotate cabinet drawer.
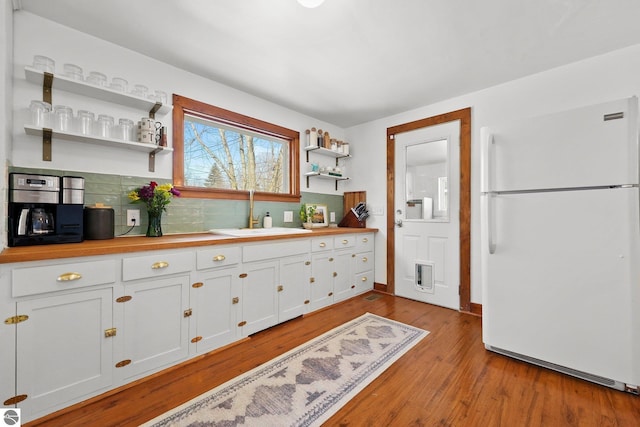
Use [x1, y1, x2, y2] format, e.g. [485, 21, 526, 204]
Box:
[334, 234, 355, 249]
[197, 246, 241, 270]
[243, 239, 310, 262]
[355, 251, 373, 273]
[355, 233, 374, 252]
[355, 270, 373, 287]
[311, 237, 333, 252]
[122, 251, 194, 282]
[12, 259, 117, 297]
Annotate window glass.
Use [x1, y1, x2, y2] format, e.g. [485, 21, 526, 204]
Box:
[184, 114, 289, 192]
[173, 95, 300, 201]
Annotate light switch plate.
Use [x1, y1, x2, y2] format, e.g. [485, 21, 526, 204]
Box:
[284, 211, 293, 222]
[330, 211, 336, 222]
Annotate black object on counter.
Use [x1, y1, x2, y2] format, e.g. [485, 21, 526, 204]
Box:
[84, 204, 115, 240]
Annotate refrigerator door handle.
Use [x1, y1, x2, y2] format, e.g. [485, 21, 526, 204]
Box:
[480, 128, 495, 192]
[486, 193, 497, 254]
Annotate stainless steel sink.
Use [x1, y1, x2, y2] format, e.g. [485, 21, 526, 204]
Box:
[209, 227, 312, 237]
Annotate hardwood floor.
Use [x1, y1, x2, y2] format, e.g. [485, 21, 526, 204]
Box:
[27, 292, 639, 426]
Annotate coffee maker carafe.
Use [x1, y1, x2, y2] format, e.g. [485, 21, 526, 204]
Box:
[8, 173, 84, 246]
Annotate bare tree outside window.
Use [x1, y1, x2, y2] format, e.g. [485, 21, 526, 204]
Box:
[184, 117, 287, 192]
[172, 95, 300, 202]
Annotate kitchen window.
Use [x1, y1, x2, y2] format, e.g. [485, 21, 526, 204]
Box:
[172, 94, 300, 201]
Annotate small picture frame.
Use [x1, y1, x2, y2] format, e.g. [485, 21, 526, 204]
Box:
[307, 203, 329, 227]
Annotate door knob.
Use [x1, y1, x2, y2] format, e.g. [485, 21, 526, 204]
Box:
[395, 219, 403, 227]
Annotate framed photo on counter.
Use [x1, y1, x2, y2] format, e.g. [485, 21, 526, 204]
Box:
[307, 203, 328, 227]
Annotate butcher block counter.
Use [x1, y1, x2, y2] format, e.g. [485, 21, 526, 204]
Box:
[0, 227, 377, 263]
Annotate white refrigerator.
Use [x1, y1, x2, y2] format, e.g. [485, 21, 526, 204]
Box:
[480, 96, 640, 394]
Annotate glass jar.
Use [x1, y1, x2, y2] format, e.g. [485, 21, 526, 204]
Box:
[110, 77, 128, 92]
[32, 55, 55, 73]
[62, 63, 83, 80]
[76, 110, 95, 135]
[86, 71, 107, 87]
[118, 118, 135, 141]
[53, 105, 73, 132]
[131, 84, 148, 98]
[96, 114, 114, 138]
[29, 100, 52, 128]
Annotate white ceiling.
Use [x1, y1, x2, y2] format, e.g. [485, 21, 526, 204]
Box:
[16, 0, 640, 128]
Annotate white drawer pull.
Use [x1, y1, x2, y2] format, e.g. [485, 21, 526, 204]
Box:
[57, 272, 82, 282]
[362, 257, 368, 263]
[361, 277, 368, 282]
[319, 242, 326, 248]
[342, 239, 348, 245]
[151, 261, 169, 270]
[213, 255, 226, 262]
[362, 237, 368, 243]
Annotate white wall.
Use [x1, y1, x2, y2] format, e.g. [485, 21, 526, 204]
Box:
[11, 11, 344, 195]
[1, 0, 13, 248]
[347, 43, 640, 304]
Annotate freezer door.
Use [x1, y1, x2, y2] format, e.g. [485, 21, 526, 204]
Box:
[481, 97, 639, 192]
[481, 187, 639, 385]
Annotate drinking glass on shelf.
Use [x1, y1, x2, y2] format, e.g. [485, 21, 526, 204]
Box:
[29, 100, 52, 128]
[118, 118, 135, 141]
[86, 71, 107, 87]
[95, 114, 114, 138]
[62, 63, 83, 80]
[76, 110, 95, 135]
[110, 77, 128, 92]
[32, 55, 55, 73]
[130, 84, 148, 98]
[53, 105, 73, 132]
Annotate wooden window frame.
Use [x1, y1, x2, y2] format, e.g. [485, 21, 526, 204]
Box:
[172, 94, 301, 202]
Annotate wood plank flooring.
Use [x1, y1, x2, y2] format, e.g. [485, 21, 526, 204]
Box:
[27, 292, 639, 426]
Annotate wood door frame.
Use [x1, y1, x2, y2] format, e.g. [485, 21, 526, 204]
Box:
[386, 107, 474, 314]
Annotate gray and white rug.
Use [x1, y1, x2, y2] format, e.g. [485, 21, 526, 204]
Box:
[142, 313, 428, 427]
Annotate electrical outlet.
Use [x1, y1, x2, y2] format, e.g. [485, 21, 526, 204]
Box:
[284, 211, 293, 223]
[127, 209, 140, 226]
[330, 211, 336, 223]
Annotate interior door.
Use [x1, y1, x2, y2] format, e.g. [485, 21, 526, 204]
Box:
[394, 121, 460, 309]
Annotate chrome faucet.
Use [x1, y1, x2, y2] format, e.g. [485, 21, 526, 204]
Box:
[248, 189, 259, 229]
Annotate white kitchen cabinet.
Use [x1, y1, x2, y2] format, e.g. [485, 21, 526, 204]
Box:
[192, 246, 242, 354]
[0, 273, 15, 413]
[118, 275, 191, 381]
[2, 258, 117, 421]
[278, 254, 311, 322]
[354, 233, 374, 294]
[15, 287, 114, 421]
[239, 260, 279, 336]
[119, 248, 193, 381]
[0, 231, 374, 423]
[332, 235, 356, 302]
[310, 235, 358, 308]
[190, 266, 241, 354]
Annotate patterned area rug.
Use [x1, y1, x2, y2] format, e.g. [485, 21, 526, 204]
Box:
[143, 313, 428, 427]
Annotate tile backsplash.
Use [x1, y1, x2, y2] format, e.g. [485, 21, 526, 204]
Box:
[9, 167, 345, 236]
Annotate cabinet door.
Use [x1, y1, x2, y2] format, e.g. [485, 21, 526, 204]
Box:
[333, 249, 355, 302]
[191, 266, 241, 354]
[120, 276, 190, 381]
[310, 253, 334, 311]
[278, 254, 311, 322]
[15, 288, 113, 421]
[240, 261, 278, 336]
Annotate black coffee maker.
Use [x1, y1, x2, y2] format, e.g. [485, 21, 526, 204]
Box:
[8, 173, 84, 246]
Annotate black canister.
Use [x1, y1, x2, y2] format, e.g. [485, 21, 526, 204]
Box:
[84, 204, 115, 240]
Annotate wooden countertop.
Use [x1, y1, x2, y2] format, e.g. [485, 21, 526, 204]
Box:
[0, 227, 377, 264]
